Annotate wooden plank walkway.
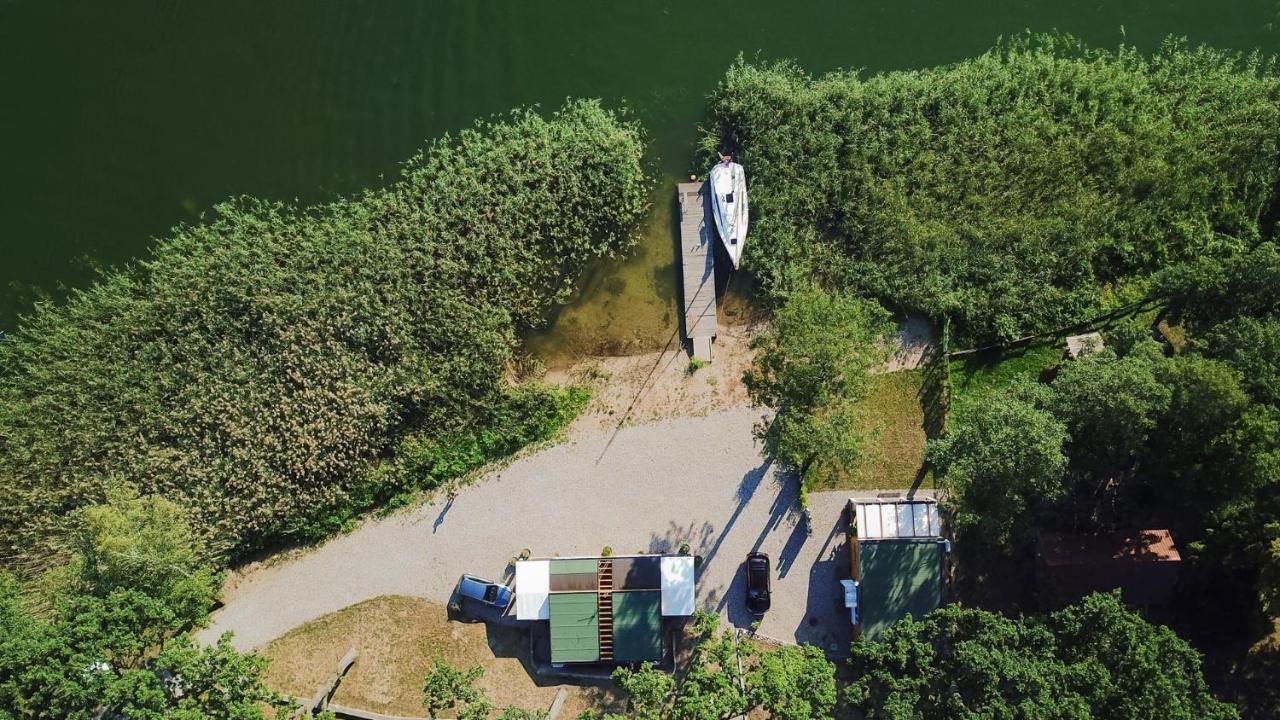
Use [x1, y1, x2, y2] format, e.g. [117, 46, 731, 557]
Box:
[678, 181, 717, 361]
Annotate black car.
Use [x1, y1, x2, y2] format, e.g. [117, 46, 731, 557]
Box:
[745, 552, 771, 613]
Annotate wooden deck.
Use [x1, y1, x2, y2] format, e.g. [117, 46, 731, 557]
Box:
[677, 181, 717, 361]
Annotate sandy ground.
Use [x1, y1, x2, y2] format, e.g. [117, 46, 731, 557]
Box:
[883, 315, 935, 373]
[201, 406, 861, 653]
[544, 314, 933, 435]
[545, 321, 762, 434]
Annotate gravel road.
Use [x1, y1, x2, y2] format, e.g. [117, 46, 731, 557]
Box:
[199, 406, 860, 653]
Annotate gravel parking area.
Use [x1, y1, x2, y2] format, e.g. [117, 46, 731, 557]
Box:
[200, 406, 860, 653]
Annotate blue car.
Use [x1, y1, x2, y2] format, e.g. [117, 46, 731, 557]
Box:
[456, 574, 513, 608]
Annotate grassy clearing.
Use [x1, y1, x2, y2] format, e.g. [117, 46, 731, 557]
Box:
[261, 595, 618, 718]
[811, 370, 928, 492]
[948, 342, 1062, 413]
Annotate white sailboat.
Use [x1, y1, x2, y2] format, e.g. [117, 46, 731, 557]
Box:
[709, 157, 748, 269]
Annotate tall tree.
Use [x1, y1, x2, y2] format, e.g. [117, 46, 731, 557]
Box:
[928, 384, 1069, 548]
[748, 644, 837, 720]
[744, 290, 893, 491]
[1048, 347, 1172, 482]
[0, 490, 291, 720]
[608, 613, 837, 720]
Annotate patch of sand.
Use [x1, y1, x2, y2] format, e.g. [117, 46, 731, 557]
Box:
[543, 314, 936, 439]
[545, 320, 763, 435]
[882, 315, 936, 373]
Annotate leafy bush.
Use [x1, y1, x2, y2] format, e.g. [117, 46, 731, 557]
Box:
[0, 100, 648, 564]
[1197, 316, 1280, 406]
[706, 36, 1280, 343]
[1153, 242, 1280, 332]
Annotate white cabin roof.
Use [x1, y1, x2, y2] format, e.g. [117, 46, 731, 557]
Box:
[515, 555, 696, 619]
[660, 555, 696, 616]
[514, 560, 550, 620]
[853, 499, 942, 540]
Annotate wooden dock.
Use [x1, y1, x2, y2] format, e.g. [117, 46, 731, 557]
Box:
[677, 181, 717, 361]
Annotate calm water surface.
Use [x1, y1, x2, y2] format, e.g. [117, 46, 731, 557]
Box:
[2, 0, 1277, 362]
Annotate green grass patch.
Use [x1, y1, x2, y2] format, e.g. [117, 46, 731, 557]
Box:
[1157, 319, 1190, 354]
[813, 370, 928, 492]
[948, 342, 1062, 412]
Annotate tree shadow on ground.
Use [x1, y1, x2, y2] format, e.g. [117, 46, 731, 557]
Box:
[776, 518, 809, 579]
[918, 338, 949, 441]
[792, 512, 852, 654]
[647, 520, 716, 556]
[699, 459, 780, 574]
[949, 539, 1035, 613]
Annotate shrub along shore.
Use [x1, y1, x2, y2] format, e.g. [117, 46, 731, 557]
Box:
[707, 34, 1280, 345]
[0, 99, 649, 567]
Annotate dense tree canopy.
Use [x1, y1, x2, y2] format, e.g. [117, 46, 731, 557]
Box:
[0, 488, 290, 719]
[928, 385, 1068, 547]
[1153, 242, 1280, 332]
[848, 592, 1237, 720]
[1048, 344, 1173, 478]
[707, 36, 1280, 343]
[937, 335, 1269, 567]
[1198, 316, 1280, 407]
[933, 237, 1280, 717]
[601, 613, 836, 720]
[0, 100, 649, 565]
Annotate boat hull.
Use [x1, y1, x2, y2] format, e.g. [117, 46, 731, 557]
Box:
[709, 161, 749, 269]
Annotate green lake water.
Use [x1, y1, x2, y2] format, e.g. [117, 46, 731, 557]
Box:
[2, 0, 1278, 363]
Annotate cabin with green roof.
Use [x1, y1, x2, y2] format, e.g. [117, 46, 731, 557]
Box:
[515, 554, 695, 665]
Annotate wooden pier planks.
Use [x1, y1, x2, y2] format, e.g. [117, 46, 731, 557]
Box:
[677, 181, 717, 361]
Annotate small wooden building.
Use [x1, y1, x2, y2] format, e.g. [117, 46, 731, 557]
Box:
[1035, 529, 1181, 608]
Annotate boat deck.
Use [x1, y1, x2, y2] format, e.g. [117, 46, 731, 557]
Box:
[677, 181, 717, 361]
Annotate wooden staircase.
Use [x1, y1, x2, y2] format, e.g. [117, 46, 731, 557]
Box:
[597, 560, 614, 662]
